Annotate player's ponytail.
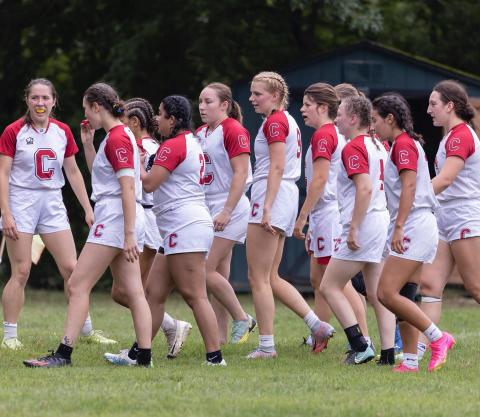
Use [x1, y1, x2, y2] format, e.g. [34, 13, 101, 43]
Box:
[252, 71, 289, 110]
[84, 82, 125, 119]
[124, 98, 161, 142]
[343, 96, 380, 150]
[205, 82, 244, 124]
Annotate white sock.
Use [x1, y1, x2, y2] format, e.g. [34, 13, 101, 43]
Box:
[259, 334, 275, 352]
[402, 353, 418, 369]
[423, 323, 442, 343]
[417, 342, 427, 360]
[365, 336, 372, 345]
[3, 322, 17, 340]
[161, 312, 176, 332]
[80, 314, 93, 336]
[303, 310, 321, 332]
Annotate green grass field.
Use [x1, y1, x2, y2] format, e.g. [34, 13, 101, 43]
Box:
[0, 288, 478, 417]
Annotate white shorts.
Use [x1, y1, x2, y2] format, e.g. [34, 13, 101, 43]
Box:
[143, 208, 162, 250]
[157, 204, 214, 255]
[309, 203, 341, 258]
[0, 186, 70, 234]
[249, 179, 299, 237]
[206, 193, 249, 243]
[333, 210, 389, 263]
[436, 201, 480, 243]
[387, 209, 438, 263]
[87, 198, 145, 251]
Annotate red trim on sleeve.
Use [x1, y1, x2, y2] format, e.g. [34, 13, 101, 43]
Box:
[104, 126, 135, 172]
[391, 133, 418, 173]
[341, 136, 369, 177]
[262, 111, 289, 144]
[0, 119, 24, 157]
[311, 123, 337, 162]
[195, 124, 207, 136]
[445, 123, 475, 161]
[51, 119, 79, 157]
[221, 118, 250, 159]
[153, 134, 187, 172]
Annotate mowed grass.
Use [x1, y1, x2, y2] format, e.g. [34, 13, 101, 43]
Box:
[0, 288, 479, 417]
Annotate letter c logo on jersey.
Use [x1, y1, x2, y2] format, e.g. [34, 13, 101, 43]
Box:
[317, 237, 325, 251]
[448, 137, 460, 152]
[460, 228, 471, 239]
[399, 150, 410, 165]
[93, 224, 104, 238]
[157, 147, 171, 162]
[403, 236, 411, 251]
[317, 139, 328, 154]
[269, 123, 280, 138]
[348, 155, 360, 170]
[116, 148, 128, 163]
[168, 233, 178, 248]
[238, 135, 249, 149]
[251, 203, 260, 217]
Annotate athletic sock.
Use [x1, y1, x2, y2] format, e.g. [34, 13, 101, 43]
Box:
[161, 312, 176, 332]
[3, 322, 18, 340]
[378, 348, 395, 365]
[259, 335, 275, 353]
[423, 323, 442, 343]
[402, 353, 418, 369]
[56, 343, 73, 360]
[136, 348, 152, 366]
[80, 314, 93, 337]
[344, 324, 368, 352]
[303, 310, 321, 332]
[128, 342, 139, 360]
[206, 350, 223, 364]
[417, 342, 427, 360]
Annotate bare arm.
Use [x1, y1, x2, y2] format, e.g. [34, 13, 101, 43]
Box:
[348, 173, 372, 250]
[80, 121, 96, 173]
[391, 169, 416, 254]
[118, 175, 139, 262]
[293, 158, 330, 239]
[213, 153, 250, 232]
[142, 164, 171, 193]
[431, 156, 465, 195]
[0, 155, 17, 240]
[63, 156, 94, 227]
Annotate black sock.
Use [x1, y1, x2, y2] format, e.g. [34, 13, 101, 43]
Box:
[378, 348, 395, 365]
[128, 342, 139, 360]
[56, 343, 73, 360]
[344, 324, 368, 352]
[136, 348, 152, 366]
[206, 350, 223, 364]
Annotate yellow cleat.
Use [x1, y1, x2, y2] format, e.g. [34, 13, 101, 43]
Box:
[1, 337, 24, 351]
[82, 330, 117, 345]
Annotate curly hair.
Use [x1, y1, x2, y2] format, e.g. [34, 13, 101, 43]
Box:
[433, 80, 476, 129]
[373, 94, 424, 144]
[124, 98, 161, 142]
[252, 71, 289, 109]
[161, 95, 194, 139]
[84, 82, 124, 118]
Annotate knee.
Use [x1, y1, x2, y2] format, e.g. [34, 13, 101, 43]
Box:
[464, 281, 480, 303]
[111, 284, 124, 304]
[376, 286, 391, 308]
[61, 261, 76, 280]
[247, 271, 269, 291]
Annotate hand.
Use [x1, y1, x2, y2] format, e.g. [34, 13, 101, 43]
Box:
[304, 229, 312, 253]
[84, 208, 95, 228]
[80, 120, 95, 146]
[261, 207, 276, 235]
[293, 214, 308, 240]
[139, 149, 147, 165]
[123, 232, 140, 263]
[391, 225, 405, 254]
[213, 208, 232, 232]
[1, 212, 18, 240]
[347, 226, 360, 250]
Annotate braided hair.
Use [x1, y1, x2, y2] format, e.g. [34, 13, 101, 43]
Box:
[124, 98, 161, 142]
[161, 95, 194, 140]
[343, 96, 380, 150]
[83, 82, 125, 118]
[372, 94, 424, 144]
[252, 71, 289, 109]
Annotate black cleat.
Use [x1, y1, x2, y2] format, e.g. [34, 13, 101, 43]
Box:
[23, 351, 72, 368]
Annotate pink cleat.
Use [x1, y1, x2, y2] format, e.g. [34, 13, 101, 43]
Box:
[392, 363, 419, 373]
[312, 322, 335, 354]
[428, 331, 456, 372]
[246, 348, 277, 359]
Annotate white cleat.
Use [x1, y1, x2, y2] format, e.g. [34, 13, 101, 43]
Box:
[205, 359, 227, 367]
[164, 320, 192, 359]
[104, 349, 137, 366]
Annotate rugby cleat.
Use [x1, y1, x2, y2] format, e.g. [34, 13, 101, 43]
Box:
[428, 331, 455, 372]
[104, 349, 136, 366]
[82, 330, 118, 345]
[311, 322, 335, 353]
[392, 363, 419, 373]
[165, 319, 192, 359]
[231, 315, 256, 344]
[246, 348, 277, 359]
[23, 351, 71, 368]
[1, 337, 24, 351]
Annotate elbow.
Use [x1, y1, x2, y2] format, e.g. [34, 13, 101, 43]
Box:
[271, 163, 285, 176]
[143, 181, 154, 193]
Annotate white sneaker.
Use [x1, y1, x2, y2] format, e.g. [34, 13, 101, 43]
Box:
[205, 359, 227, 367]
[164, 320, 192, 359]
[1, 337, 24, 350]
[104, 349, 137, 366]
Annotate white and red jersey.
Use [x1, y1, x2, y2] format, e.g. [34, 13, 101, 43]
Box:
[0, 117, 78, 190]
[385, 133, 437, 220]
[252, 110, 301, 183]
[196, 117, 252, 196]
[435, 122, 480, 203]
[337, 134, 388, 225]
[152, 132, 206, 217]
[137, 136, 159, 207]
[91, 125, 141, 202]
[304, 123, 346, 213]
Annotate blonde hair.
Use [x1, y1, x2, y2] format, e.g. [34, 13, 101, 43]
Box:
[251, 71, 289, 109]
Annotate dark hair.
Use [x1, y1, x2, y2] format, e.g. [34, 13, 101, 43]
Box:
[83, 82, 125, 118]
[161, 95, 193, 139]
[433, 80, 476, 129]
[334, 83, 364, 101]
[343, 96, 380, 150]
[23, 78, 58, 125]
[372, 94, 424, 144]
[124, 98, 161, 142]
[304, 82, 339, 119]
[205, 83, 243, 124]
